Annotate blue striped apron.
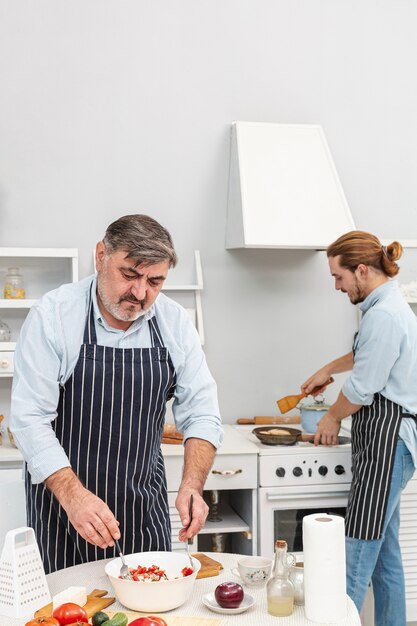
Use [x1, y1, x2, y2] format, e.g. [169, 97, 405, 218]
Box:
[25, 286, 176, 573]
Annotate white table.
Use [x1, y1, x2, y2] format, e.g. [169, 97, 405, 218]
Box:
[1, 552, 361, 626]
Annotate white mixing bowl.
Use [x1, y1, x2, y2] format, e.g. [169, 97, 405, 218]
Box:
[105, 551, 201, 612]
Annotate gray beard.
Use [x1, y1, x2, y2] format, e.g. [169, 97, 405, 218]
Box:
[97, 283, 148, 323]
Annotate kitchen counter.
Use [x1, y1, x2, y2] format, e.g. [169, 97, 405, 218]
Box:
[2, 552, 361, 626]
[0, 424, 259, 463]
[0, 439, 24, 469]
[161, 423, 259, 457]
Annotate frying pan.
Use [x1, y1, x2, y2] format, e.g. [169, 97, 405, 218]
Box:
[252, 426, 350, 447]
[252, 426, 303, 446]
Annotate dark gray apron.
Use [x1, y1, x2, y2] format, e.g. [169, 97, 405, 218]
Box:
[345, 393, 402, 539]
[25, 286, 176, 573]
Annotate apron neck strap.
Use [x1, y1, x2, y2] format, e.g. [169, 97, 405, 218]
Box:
[83, 281, 98, 344]
[149, 315, 164, 348]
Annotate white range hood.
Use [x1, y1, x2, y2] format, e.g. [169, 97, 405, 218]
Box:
[226, 122, 356, 250]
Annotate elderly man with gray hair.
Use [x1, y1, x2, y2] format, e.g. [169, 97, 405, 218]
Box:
[11, 214, 223, 573]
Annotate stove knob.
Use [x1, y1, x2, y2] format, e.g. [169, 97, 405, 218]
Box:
[276, 467, 286, 478]
[335, 465, 346, 475]
[318, 465, 328, 476]
[293, 466, 303, 477]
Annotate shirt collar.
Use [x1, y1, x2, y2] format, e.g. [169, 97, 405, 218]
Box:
[91, 275, 155, 334]
[359, 278, 398, 314]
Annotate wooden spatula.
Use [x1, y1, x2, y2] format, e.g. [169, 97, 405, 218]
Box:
[277, 377, 334, 414]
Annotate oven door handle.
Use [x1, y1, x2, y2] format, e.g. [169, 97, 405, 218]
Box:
[266, 491, 349, 501]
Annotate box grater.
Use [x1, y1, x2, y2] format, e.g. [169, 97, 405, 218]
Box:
[0, 526, 51, 618]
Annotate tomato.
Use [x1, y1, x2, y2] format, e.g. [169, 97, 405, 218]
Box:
[147, 618, 168, 626]
[52, 602, 88, 625]
[181, 566, 194, 577]
[129, 618, 168, 626]
[25, 619, 60, 626]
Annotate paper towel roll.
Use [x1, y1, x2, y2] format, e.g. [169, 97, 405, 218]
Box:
[303, 513, 348, 623]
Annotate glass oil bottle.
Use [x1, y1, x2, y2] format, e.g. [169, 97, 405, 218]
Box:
[266, 539, 295, 617]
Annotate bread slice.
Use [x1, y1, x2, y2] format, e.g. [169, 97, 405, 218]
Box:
[259, 428, 292, 436]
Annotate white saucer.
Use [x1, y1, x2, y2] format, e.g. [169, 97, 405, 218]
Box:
[202, 592, 255, 614]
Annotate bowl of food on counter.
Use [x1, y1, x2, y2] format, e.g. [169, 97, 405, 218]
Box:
[104, 551, 201, 612]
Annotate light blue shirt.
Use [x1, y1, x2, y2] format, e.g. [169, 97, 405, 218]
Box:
[11, 275, 223, 483]
[342, 280, 417, 466]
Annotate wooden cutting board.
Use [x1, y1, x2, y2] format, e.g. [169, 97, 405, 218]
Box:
[192, 553, 223, 579]
[106, 611, 222, 625]
[35, 588, 115, 618]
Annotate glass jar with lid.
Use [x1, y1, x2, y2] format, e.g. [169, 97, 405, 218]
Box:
[4, 267, 25, 299]
[0, 319, 11, 342]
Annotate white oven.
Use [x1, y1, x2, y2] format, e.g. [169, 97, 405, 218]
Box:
[234, 425, 353, 558]
[258, 483, 349, 557]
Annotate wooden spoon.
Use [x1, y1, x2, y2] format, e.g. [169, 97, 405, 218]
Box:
[276, 377, 334, 414]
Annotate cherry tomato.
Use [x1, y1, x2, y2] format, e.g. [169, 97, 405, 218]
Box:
[52, 602, 88, 625]
[181, 566, 194, 577]
[25, 615, 60, 626]
[129, 618, 168, 626]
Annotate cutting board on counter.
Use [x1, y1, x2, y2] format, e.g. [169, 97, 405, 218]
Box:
[107, 611, 222, 625]
[35, 588, 115, 618]
[193, 553, 223, 579]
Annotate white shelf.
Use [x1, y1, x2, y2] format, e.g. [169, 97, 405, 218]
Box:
[162, 250, 205, 345]
[198, 502, 250, 535]
[163, 284, 203, 291]
[0, 299, 36, 308]
[0, 342, 16, 351]
[0, 246, 78, 388]
[0, 247, 78, 258]
[0, 247, 79, 283]
[381, 239, 417, 248]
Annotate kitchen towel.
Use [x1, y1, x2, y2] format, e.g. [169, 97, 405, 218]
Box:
[303, 513, 348, 622]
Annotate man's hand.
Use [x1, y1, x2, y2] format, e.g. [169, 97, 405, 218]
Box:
[313, 391, 362, 445]
[46, 467, 120, 549]
[301, 367, 333, 397]
[301, 353, 354, 396]
[314, 411, 342, 446]
[176, 490, 208, 542]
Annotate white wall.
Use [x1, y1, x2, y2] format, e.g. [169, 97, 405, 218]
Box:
[1, 0, 417, 422]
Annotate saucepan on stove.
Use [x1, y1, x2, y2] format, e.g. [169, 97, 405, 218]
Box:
[298, 397, 330, 433]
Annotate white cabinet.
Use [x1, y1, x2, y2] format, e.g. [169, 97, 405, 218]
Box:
[162, 425, 259, 555]
[0, 248, 78, 437]
[0, 443, 26, 551]
[0, 247, 78, 356]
